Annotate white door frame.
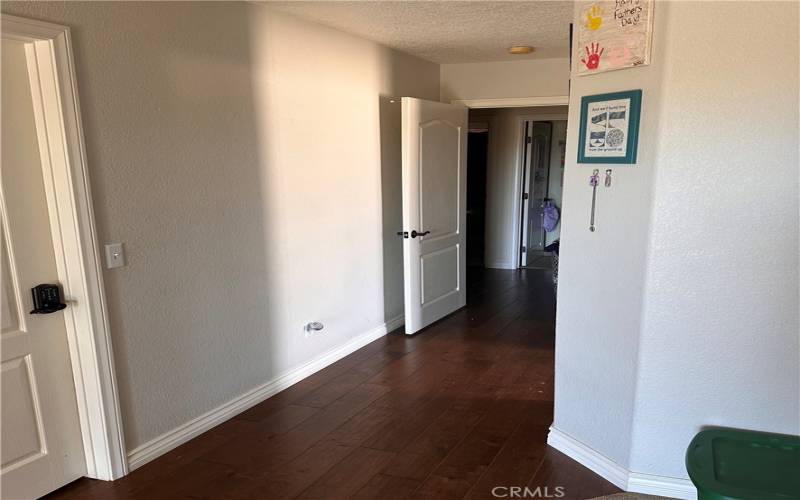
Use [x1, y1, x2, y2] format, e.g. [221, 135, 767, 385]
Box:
[514, 114, 568, 267]
[451, 95, 569, 109]
[2, 14, 128, 480]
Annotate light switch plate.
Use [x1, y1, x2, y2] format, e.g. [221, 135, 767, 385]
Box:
[104, 242, 126, 269]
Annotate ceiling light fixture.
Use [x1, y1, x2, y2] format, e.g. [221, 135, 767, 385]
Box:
[508, 45, 535, 55]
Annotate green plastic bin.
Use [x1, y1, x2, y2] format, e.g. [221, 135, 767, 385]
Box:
[686, 428, 800, 500]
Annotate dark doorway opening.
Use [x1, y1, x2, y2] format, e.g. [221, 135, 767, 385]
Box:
[466, 129, 488, 268]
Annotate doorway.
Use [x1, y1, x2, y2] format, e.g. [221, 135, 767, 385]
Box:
[521, 121, 551, 267]
[519, 119, 567, 270]
[394, 100, 568, 334]
[466, 123, 489, 268]
[1, 37, 88, 500]
[463, 106, 568, 281]
[1, 15, 128, 494]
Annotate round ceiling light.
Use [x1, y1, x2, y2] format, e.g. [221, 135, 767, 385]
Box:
[508, 45, 535, 55]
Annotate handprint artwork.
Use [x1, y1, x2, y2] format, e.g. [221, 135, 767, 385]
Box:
[585, 4, 603, 30]
[607, 44, 632, 67]
[581, 43, 604, 70]
[575, 0, 653, 75]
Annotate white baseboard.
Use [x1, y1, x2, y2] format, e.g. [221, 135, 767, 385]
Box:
[127, 315, 404, 471]
[383, 315, 405, 333]
[628, 472, 697, 499]
[485, 261, 516, 270]
[547, 427, 697, 500]
[547, 427, 629, 490]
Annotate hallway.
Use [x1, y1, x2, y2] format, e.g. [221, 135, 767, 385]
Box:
[48, 269, 619, 500]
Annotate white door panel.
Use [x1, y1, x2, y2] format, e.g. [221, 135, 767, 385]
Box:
[1, 39, 86, 500]
[421, 245, 460, 305]
[1, 355, 46, 470]
[420, 121, 460, 239]
[401, 98, 467, 334]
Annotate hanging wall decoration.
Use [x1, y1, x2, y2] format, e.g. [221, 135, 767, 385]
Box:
[577, 89, 642, 164]
[576, 0, 654, 76]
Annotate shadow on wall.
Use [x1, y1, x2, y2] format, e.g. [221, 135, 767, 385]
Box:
[376, 49, 442, 326]
[106, 4, 281, 447]
[1, 0, 440, 451]
[0, 1, 281, 448]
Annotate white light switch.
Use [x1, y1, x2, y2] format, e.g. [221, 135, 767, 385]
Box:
[104, 243, 126, 269]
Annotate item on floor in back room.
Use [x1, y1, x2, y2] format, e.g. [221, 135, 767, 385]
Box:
[544, 240, 559, 294]
[686, 427, 800, 500]
[578, 90, 642, 164]
[542, 200, 560, 232]
[605, 169, 613, 187]
[589, 169, 600, 232]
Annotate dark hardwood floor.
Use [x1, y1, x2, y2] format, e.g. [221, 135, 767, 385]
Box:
[46, 268, 619, 500]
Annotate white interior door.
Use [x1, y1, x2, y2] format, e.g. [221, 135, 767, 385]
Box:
[401, 98, 467, 334]
[1, 39, 86, 499]
[525, 122, 552, 265]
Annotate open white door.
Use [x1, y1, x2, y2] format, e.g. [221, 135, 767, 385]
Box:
[1, 39, 87, 498]
[401, 98, 468, 334]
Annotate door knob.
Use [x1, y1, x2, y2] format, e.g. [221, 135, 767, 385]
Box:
[29, 284, 67, 314]
[396, 230, 430, 239]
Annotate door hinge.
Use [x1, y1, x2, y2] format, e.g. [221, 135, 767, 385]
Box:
[526, 136, 532, 144]
[521, 245, 527, 253]
[522, 193, 529, 200]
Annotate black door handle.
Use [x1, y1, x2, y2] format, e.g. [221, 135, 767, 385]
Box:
[30, 284, 67, 314]
[397, 230, 430, 239]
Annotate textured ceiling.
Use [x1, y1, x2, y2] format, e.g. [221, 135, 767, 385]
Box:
[264, 1, 573, 63]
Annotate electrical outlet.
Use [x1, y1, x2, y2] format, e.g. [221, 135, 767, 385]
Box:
[304, 322, 324, 338]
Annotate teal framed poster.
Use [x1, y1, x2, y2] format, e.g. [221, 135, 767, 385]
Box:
[577, 89, 641, 164]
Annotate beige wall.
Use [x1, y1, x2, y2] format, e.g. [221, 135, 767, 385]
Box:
[630, 0, 799, 479]
[441, 58, 570, 102]
[1, 1, 439, 452]
[555, 0, 799, 484]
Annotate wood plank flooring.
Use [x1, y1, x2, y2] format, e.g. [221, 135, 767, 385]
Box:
[45, 268, 620, 500]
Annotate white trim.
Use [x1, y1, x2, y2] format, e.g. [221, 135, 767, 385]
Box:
[452, 96, 570, 109]
[628, 472, 698, 499]
[127, 315, 404, 470]
[511, 114, 569, 268]
[2, 15, 128, 480]
[516, 120, 532, 268]
[547, 427, 697, 500]
[547, 427, 629, 490]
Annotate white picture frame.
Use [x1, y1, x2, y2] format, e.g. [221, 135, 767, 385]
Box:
[575, 0, 655, 76]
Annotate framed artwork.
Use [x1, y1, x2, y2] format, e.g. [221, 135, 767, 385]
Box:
[577, 90, 641, 164]
[576, 0, 654, 76]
